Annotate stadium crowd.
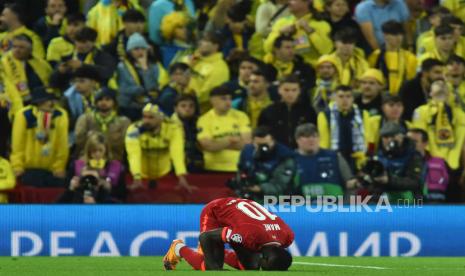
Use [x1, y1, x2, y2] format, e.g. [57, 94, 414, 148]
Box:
[0, 0, 464, 204]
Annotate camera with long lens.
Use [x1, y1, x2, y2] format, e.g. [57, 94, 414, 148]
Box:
[226, 144, 273, 199]
[79, 174, 99, 197]
[226, 173, 259, 199]
[254, 144, 272, 161]
[359, 158, 385, 186]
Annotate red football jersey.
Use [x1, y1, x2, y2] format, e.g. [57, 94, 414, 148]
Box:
[205, 197, 294, 252]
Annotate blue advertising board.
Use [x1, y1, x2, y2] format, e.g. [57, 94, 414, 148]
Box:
[1, 205, 465, 256]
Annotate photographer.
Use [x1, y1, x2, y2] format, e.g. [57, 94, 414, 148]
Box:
[56, 168, 112, 204]
[229, 126, 296, 201]
[361, 122, 424, 203]
[294, 123, 357, 197]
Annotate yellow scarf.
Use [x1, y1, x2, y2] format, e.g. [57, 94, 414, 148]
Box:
[82, 93, 95, 113]
[45, 16, 68, 36]
[430, 42, 452, 63]
[247, 95, 272, 128]
[233, 34, 244, 51]
[117, 33, 126, 61]
[123, 58, 141, 85]
[313, 78, 338, 109]
[90, 4, 122, 45]
[430, 101, 455, 146]
[332, 49, 366, 86]
[264, 53, 294, 80]
[273, 59, 294, 80]
[447, 81, 465, 110]
[384, 50, 406, 95]
[93, 110, 116, 133]
[88, 158, 107, 170]
[2, 52, 51, 101]
[73, 49, 96, 65]
[339, 58, 358, 86]
[122, 59, 157, 102]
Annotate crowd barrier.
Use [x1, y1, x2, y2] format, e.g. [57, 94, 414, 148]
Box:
[2, 205, 465, 257]
[5, 173, 236, 203]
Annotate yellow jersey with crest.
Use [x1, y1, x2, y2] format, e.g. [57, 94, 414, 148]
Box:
[197, 109, 251, 172]
[125, 119, 186, 179]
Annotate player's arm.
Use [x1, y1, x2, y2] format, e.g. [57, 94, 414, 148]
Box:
[199, 229, 225, 270]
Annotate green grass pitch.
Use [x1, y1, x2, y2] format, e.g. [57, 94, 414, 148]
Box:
[0, 257, 464, 276]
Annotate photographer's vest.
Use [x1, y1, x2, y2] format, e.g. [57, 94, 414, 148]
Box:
[295, 149, 343, 197]
[377, 150, 415, 202]
[240, 146, 283, 184]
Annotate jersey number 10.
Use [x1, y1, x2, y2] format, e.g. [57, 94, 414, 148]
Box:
[237, 201, 277, 221]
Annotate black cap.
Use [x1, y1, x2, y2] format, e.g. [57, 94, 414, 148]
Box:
[210, 85, 233, 97]
[95, 87, 117, 102]
[380, 122, 404, 137]
[295, 123, 318, 139]
[31, 87, 56, 104]
[73, 65, 101, 83]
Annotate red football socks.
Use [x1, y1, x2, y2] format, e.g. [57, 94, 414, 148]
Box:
[180, 247, 243, 270]
[180, 246, 204, 270]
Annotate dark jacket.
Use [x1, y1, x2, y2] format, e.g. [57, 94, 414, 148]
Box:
[33, 17, 62, 48]
[50, 48, 117, 91]
[376, 139, 424, 198]
[56, 187, 113, 203]
[327, 13, 371, 54]
[399, 74, 428, 121]
[157, 85, 179, 116]
[219, 25, 254, 58]
[258, 102, 317, 148]
[237, 143, 296, 198]
[355, 93, 383, 117]
[103, 30, 130, 60]
[264, 55, 316, 95]
[178, 116, 204, 173]
[223, 79, 248, 101]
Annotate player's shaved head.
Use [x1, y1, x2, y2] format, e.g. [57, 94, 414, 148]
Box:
[260, 245, 292, 271]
